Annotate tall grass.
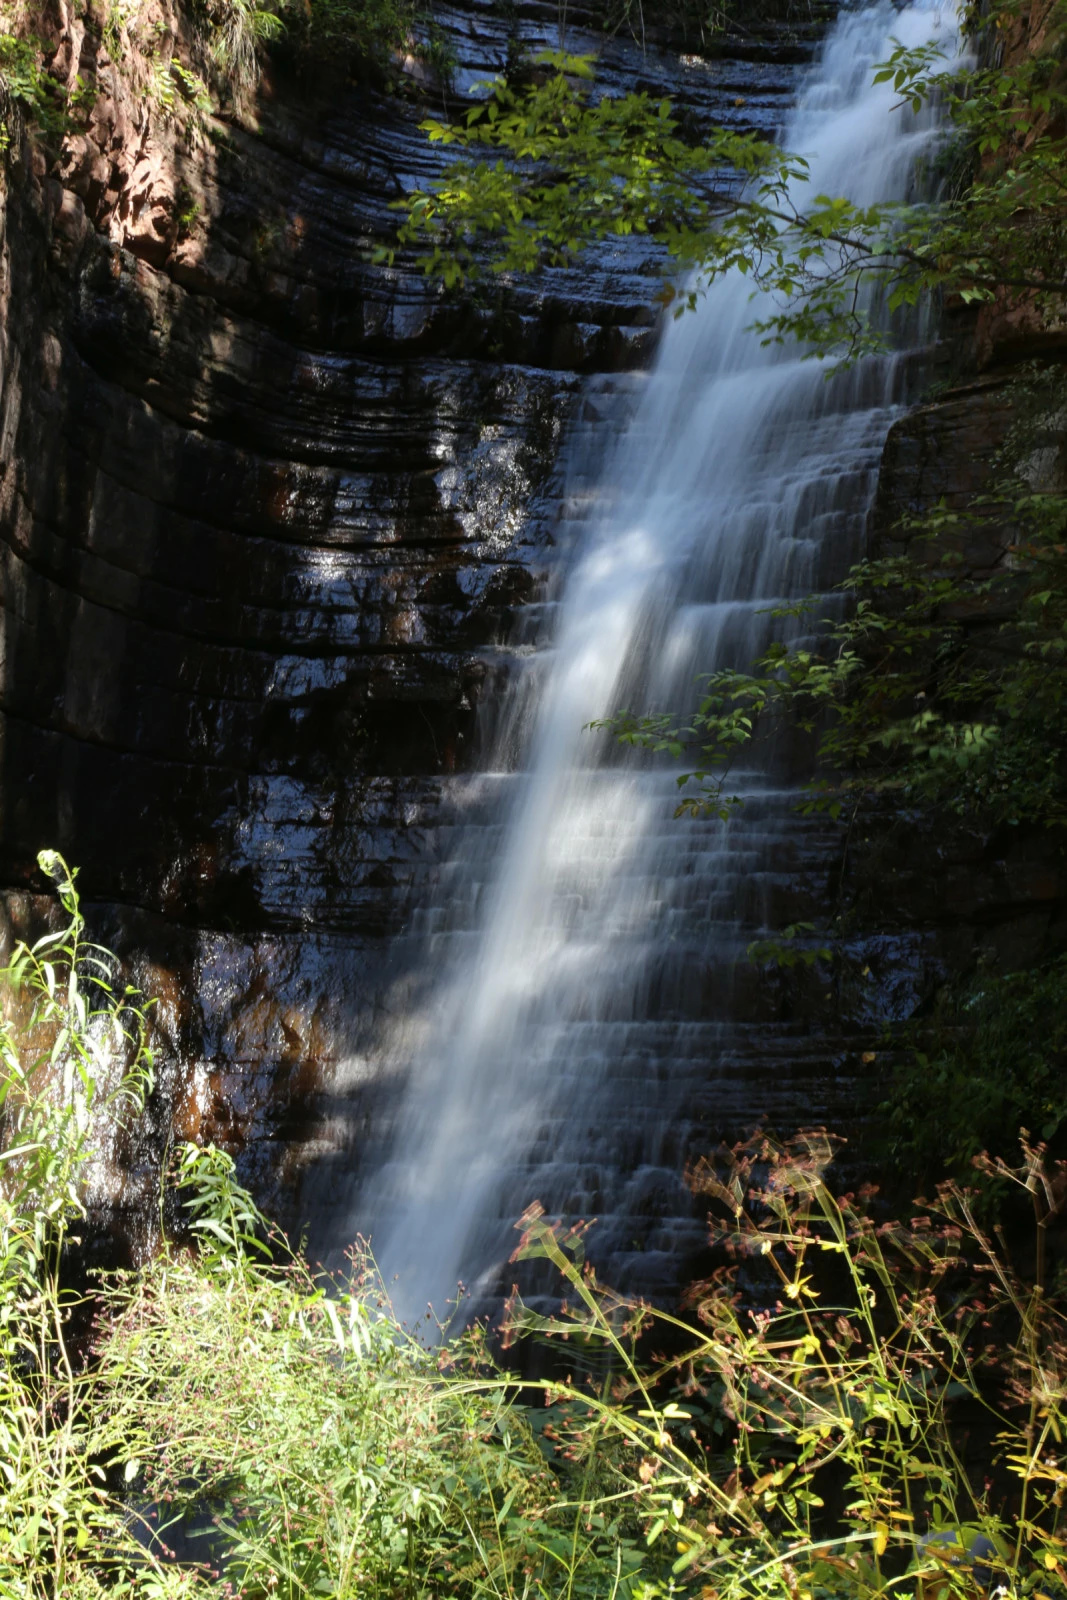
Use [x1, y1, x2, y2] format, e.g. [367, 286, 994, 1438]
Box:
[504, 1135, 1067, 1600]
[0, 851, 164, 1597]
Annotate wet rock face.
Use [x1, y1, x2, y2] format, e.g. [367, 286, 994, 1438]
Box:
[0, 1, 817, 1223]
[842, 373, 1067, 1038]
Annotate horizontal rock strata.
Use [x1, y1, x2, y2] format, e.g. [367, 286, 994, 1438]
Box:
[0, 0, 825, 1246]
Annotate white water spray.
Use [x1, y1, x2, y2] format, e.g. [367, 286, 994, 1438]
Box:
[362, 0, 958, 1321]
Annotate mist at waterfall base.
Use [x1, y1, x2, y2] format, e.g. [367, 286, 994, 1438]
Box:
[346, 0, 958, 1327]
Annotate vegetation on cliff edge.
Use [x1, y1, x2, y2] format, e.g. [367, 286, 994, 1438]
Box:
[397, 0, 1067, 362]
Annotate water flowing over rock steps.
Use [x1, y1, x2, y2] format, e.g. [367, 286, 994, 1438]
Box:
[317, 0, 983, 1318]
[7, 0, 1058, 1290]
[0, 1, 823, 1248]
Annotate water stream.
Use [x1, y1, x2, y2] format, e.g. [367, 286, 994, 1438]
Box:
[354, 0, 957, 1323]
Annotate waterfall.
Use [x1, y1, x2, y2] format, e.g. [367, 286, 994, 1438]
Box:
[354, 0, 958, 1323]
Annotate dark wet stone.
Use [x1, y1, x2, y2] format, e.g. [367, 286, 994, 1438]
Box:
[0, 2, 822, 1239]
[6, 0, 1062, 1294]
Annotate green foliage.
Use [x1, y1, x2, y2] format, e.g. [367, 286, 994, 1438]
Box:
[0, 31, 78, 149]
[396, 0, 1067, 362]
[84, 1124, 1067, 1600]
[535, 15, 1067, 1187]
[0, 853, 647, 1599]
[0, 33, 51, 124]
[506, 1130, 1067, 1600]
[174, 179, 203, 231]
[603, 447, 1067, 1198]
[143, 52, 215, 115]
[166, 57, 214, 113]
[395, 49, 850, 326]
[881, 955, 1067, 1188]
[0, 851, 161, 1598]
[301, 0, 407, 54]
[102, 0, 147, 61]
[195, 0, 287, 89]
[863, 6, 1067, 320]
[296, 0, 387, 51]
[98, 1235, 607, 1598]
[102, 0, 451, 106]
[599, 469, 1067, 831]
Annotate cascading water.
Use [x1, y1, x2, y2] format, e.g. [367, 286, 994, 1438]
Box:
[352, 0, 958, 1322]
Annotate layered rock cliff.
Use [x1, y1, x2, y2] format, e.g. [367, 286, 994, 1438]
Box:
[0, 0, 829, 1247]
[4, 0, 1062, 1277]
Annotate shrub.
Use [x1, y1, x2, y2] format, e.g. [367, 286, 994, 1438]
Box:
[0, 851, 166, 1597]
[503, 1131, 1067, 1600]
[96, 1157, 610, 1599]
[196, 0, 287, 90]
[0, 31, 79, 149]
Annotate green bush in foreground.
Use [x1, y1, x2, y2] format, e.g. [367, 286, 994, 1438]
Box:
[4, 854, 1067, 1598]
[0, 851, 158, 1596]
[97, 1149, 612, 1598]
